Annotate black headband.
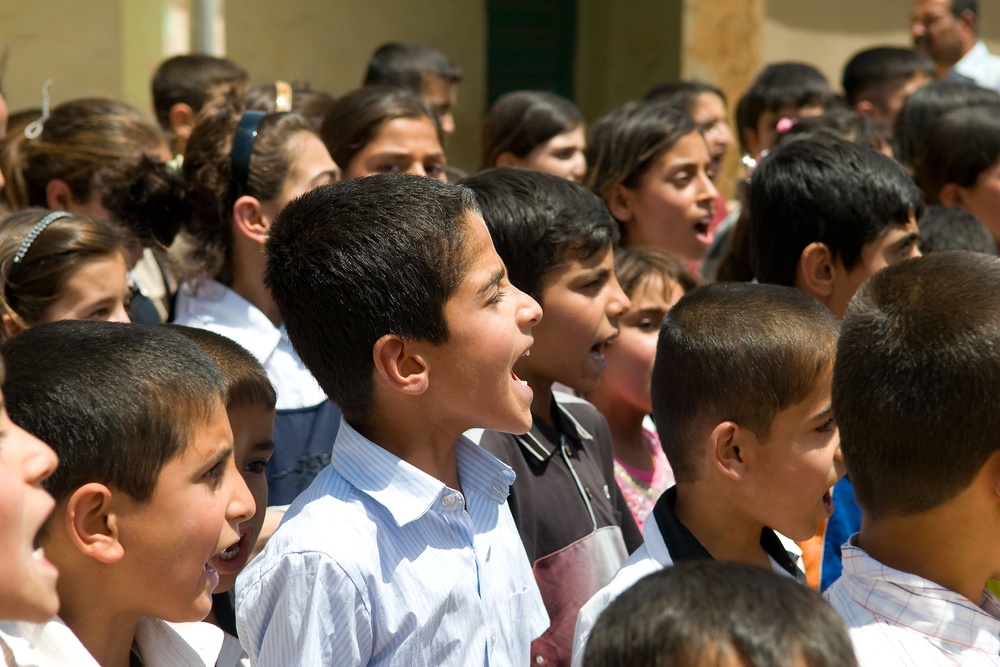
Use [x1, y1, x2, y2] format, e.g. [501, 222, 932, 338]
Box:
[231, 110, 267, 194]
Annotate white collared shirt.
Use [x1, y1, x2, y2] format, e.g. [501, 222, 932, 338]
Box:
[954, 41, 1000, 91]
[235, 418, 549, 666]
[825, 537, 1000, 666]
[0, 615, 243, 667]
[173, 279, 326, 410]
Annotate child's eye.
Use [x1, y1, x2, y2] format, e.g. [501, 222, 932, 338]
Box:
[816, 418, 836, 434]
[488, 289, 506, 306]
[243, 459, 268, 476]
[425, 163, 445, 178]
[204, 462, 226, 488]
[377, 163, 402, 174]
[637, 317, 662, 331]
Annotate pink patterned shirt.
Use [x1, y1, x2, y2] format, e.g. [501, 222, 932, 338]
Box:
[613, 428, 674, 531]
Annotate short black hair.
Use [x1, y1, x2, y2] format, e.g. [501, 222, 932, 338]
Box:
[651, 282, 838, 482]
[777, 108, 891, 154]
[151, 54, 247, 130]
[892, 80, 1000, 171]
[264, 174, 474, 426]
[918, 205, 997, 255]
[583, 561, 856, 667]
[916, 104, 1000, 204]
[737, 62, 836, 153]
[835, 252, 1000, 518]
[363, 42, 462, 91]
[748, 134, 920, 286]
[842, 47, 934, 108]
[643, 80, 727, 111]
[1, 321, 224, 504]
[459, 167, 617, 300]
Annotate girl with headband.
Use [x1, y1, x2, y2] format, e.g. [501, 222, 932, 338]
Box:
[0, 209, 130, 340]
[173, 99, 339, 508]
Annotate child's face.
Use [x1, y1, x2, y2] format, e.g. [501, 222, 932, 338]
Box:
[690, 92, 733, 176]
[596, 274, 684, 415]
[521, 125, 587, 183]
[515, 244, 630, 395]
[210, 403, 275, 593]
[0, 397, 59, 622]
[742, 366, 844, 542]
[956, 159, 1000, 245]
[622, 130, 718, 262]
[425, 212, 542, 434]
[116, 400, 254, 621]
[345, 116, 447, 182]
[748, 103, 824, 159]
[36, 252, 131, 326]
[827, 216, 921, 319]
[420, 76, 459, 135]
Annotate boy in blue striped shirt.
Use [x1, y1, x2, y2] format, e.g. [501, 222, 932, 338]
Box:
[236, 174, 549, 665]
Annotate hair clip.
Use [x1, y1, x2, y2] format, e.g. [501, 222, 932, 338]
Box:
[274, 81, 292, 113]
[742, 149, 770, 182]
[23, 79, 54, 140]
[775, 117, 796, 134]
[11, 210, 72, 271]
[231, 110, 266, 194]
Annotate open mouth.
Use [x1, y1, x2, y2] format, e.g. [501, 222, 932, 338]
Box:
[822, 488, 834, 514]
[210, 530, 252, 577]
[693, 218, 714, 245]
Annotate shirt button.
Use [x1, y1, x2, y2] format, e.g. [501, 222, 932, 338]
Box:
[535, 656, 545, 664]
[490, 633, 497, 646]
[490, 483, 503, 495]
[442, 495, 456, 508]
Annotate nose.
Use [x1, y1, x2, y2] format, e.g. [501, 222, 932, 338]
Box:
[570, 152, 587, 182]
[0, 166, 5, 191]
[698, 168, 720, 205]
[517, 287, 543, 331]
[225, 457, 256, 527]
[111, 303, 131, 324]
[605, 274, 631, 327]
[407, 163, 428, 178]
[833, 439, 846, 479]
[715, 121, 734, 152]
[22, 427, 59, 484]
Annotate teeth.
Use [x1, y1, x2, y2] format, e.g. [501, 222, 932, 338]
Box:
[32, 547, 44, 561]
[520, 380, 528, 386]
[218, 541, 241, 561]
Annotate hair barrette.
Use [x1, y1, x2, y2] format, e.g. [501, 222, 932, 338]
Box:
[23, 79, 54, 140]
[274, 81, 292, 113]
[231, 110, 266, 194]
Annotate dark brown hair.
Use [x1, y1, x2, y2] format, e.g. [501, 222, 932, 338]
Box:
[169, 325, 276, 411]
[480, 91, 583, 169]
[651, 282, 838, 481]
[177, 101, 318, 283]
[319, 86, 441, 172]
[614, 246, 700, 300]
[0, 208, 127, 339]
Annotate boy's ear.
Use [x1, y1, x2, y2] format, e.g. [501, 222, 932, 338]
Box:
[168, 102, 197, 142]
[606, 183, 634, 223]
[494, 151, 523, 169]
[939, 183, 964, 208]
[44, 179, 76, 211]
[232, 195, 269, 245]
[711, 421, 748, 481]
[64, 483, 124, 565]
[854, 100, 875, 119]
[372, 334, 430, 396]
[796, 241, 836, 301]
[1, 313, 23, 338]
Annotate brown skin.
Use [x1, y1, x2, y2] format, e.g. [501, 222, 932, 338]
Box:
[911, 0, 978, 78]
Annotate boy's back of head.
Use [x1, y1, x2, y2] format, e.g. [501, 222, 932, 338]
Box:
[918, 204, 998, 255]
[748, 133, 920, 288]
[834, 251, 1000, 519]
[264, 174, 474, 426]
[459, 167, 617, 300]
[0, 320, 225, 505]
[584, 561, 856, 667]
[363, 42, 462, 90]
[651, 282, 839, 483]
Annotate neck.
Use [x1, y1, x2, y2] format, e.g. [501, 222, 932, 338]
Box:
[858, 504, 989, 605]
[527, 380, 556, 429]
[230, 244, 281, 327]
[56, 576, 139, 667]
[353, 410, 462, 491]
[587, 394, 651, 470]
[672, 481, 771, 569]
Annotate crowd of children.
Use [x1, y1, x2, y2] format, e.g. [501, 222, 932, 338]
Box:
[2, 1, 1000, 664]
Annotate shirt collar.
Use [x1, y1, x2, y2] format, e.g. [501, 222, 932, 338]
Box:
[513, 397, 594, 464]
[175, 279, 282, 362]
[332, 419, 515, 527]
[650, 486, 803, 580]
[840, 538, 1000, 653]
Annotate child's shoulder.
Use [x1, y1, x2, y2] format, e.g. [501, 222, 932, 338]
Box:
[554, 391, 612, 440]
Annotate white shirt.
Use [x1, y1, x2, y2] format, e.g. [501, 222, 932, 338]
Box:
[0, 615, 244, 667]
[571, 511, 799, 667]
[235, 419, 549, 666]
[825, 538, 1000, 666]
[173, 279, 326, 410]
[955, 41, 1000, 91]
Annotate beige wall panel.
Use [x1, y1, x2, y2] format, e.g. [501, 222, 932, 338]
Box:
[225, 1, 486, 173]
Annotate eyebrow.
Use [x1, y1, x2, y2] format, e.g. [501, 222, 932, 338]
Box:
[896, 232, 920, 247]
[478, 266, 507, 296]
[205, 446, 233, 472]
[810, 404, 834, 423]
[251, 440, 276, 454]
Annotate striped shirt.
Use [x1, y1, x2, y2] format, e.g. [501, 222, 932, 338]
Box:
[825, 538, 1000, 666]
[235, 419, 548, 666]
